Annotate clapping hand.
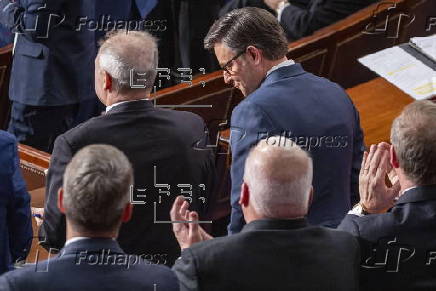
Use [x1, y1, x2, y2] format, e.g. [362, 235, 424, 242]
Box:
[170, 196, 213, 250]
[359, 143, 401, 214]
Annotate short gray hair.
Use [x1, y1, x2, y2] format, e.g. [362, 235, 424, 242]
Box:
[391, 100, 436, 185]
[204, 7, 288, 60]
[243, 136, 313, 218]
[63, 144, 133, 232]
[98, 30, 158, 93]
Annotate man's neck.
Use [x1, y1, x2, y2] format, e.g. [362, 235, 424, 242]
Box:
[398, 171, 417, 196]
[263, 57, 289, 75]
[66, 221, 117, 242]
[105, 92, 150, 107]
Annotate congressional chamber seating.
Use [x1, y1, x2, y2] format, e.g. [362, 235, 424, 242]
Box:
[10, 0, 435, 262]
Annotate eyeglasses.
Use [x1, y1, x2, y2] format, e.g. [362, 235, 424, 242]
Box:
[221, 49, 246, 74]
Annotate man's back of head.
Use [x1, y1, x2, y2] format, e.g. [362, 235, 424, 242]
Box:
[61, 144, 133, 236]
[242, 136, 313, 220]
[390, 100, 436, 186]
[95, 30, 158, 104]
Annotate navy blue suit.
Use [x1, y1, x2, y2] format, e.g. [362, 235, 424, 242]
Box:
[0, 24, 12, 46]
[0, 130, 32, 275]
[338, 185, 436, 291]
[0, 238, 179, 291]
[228, 63, 364, 234]
[0, 0, 158, 152]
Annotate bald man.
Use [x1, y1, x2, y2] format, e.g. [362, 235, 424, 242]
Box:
[170, 137, 360, 291]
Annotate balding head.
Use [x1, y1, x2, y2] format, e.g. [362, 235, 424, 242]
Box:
[95, 30, 158, 103]
[242, 136, 313, 220]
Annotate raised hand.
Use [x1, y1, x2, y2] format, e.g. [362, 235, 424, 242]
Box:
[359, 144, 400, 214]
[170, 196, 212, 250]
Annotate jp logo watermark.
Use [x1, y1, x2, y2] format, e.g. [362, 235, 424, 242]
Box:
[363, 2, 415, 39]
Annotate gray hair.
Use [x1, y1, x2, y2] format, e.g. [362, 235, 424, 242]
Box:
[63, 144, 133, 232]
[243, 136, 313, 218]
[204, 7, 288, 60]
[98, 30, 158, 93]
[390, 100, 436, 185]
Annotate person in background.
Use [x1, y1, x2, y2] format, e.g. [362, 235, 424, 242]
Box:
[220, 0, 378, 41]
[0, 130, 32, 275]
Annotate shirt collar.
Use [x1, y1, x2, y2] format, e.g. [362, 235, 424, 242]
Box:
[64, 237, 90, 247]
[266, 59, 295, 77]
[401, 186, 418, 196]
[64, 237, 116, 247]
[242, 218, 308, 232]
[105, 99, 149, 113]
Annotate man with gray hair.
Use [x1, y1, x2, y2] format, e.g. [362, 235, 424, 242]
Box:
[0, 145, 179, 291]
[170, 136, 360, 291]
[38, 30, 215, 266]
[338, 100, 436, 291]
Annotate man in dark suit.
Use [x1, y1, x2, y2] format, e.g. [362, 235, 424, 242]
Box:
[0, 131, 32, 275]
[0, 24, 12, 47]
[37, 30, 215, 267]
[279, 0, 378, 40]
[204, 7, 364, 233]
[171, 137, 360, 291]
[0, 144, 179, 291]
[338, 100, 436, 291]
[220, 0, 377, 41]
[0, 0, 96, 152]
[0, 0, 159, 152]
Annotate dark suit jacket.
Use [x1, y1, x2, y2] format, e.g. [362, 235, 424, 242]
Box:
[0, 0, 156, 106]
[40, 100, 215, 266]
[0, 238, 179, 291]
[338, 185, 436, 291]
[0, 131, 32, 275]
[0, 0, 96, 106]
[280, 0, 378, 41]
[173, 219, 360, 291]
[228, 63, 364, 234]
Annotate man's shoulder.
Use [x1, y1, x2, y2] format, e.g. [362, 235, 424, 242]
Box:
[189, 226, 359, 256]
[0, 130, 16, 147]
[339, 212, 397, 237]
[0, 254, 178, 290]
[152, 106, 204, 126]
[0, 131, 16, 174]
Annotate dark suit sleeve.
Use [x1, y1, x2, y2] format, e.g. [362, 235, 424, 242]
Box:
[39, 135, 71, 250]
[0, 272, 13, 291]
[0, 0, 63, 41]
[228, 102, 274, 234]
[172, 249, 200, 291]
[191, 117, 216, 217]
[7, 139, 32, 264]
[337, 214, 361, 236]
[350, 105, 364, 206]
[280, 0, 367, 41]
